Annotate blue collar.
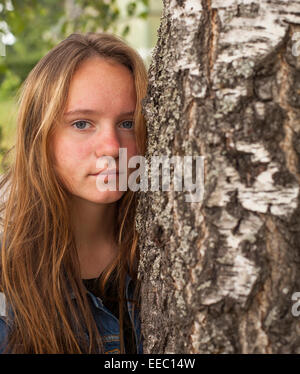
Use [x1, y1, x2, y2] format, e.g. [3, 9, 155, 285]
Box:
[70, 273, 133, 310]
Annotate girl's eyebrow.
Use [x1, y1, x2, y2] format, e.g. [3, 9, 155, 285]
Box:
[64, 109, 99, 117]
[63, 109, 135, 118]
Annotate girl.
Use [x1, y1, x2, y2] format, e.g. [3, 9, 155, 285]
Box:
[0, 32, 148, 354]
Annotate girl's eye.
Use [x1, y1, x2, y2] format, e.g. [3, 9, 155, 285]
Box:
[72, 120, 91, 130]
[120, 120, 134, 130]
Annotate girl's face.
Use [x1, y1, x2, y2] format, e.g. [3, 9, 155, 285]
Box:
[51, 56, 138, 204]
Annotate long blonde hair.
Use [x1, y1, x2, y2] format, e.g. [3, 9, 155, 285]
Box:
[0, 32, 148, 353]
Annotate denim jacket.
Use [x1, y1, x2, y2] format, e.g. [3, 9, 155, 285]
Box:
[0, 274, 143, 354]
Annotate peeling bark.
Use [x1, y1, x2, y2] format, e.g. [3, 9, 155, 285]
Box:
[136, 0, 300, 353]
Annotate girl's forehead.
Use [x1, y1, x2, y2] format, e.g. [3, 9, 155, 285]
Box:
[72, 56, 132, 84]
[65, 57, 136, 116]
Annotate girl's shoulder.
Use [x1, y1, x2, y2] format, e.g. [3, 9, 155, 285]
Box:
[0, 285, 9, 353]
[0, 315, 8, 331]
[0, 315, 9, 354]
[0, 236, 10, 353]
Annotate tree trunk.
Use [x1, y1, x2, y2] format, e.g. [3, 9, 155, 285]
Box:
[136, 0, 300, 354]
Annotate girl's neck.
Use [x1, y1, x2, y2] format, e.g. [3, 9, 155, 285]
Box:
[70, 195, 118, 279]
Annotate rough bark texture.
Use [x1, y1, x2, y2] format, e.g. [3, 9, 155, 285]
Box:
[136, 0, 300, 353]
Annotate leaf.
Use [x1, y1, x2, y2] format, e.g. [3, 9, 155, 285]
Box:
[122, 25, 130, 38]
[137, 10, 148, 19]
[126, 2, 137, 17]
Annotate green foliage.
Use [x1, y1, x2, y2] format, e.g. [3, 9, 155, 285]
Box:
[127, 2, 137, 17]
[122, 25, 130, 37]
[0, 125, 9, 173]
[0, 69, 20, 98]
[0, 0, 150, 97]
[0, 98, 17, 172]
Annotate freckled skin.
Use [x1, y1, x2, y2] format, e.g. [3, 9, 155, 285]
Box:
[50, 57, 138, 204]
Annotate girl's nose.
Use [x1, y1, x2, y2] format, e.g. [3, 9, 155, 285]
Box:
[94, 125, 120, 160]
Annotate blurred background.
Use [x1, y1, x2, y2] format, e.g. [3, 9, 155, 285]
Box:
[0, 0, 163, 173]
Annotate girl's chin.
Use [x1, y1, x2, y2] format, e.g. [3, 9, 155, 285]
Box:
[81, 191, 125, 204]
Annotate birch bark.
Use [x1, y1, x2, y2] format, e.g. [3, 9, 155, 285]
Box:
[136, 0, 300, 353]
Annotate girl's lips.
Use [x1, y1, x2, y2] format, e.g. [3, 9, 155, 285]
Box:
[89, 169, 121, 176]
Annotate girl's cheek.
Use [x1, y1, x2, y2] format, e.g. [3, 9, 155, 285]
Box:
[53, 138, 90, 168]
[63, 137, 92, 160]
[126, 139, 138, 159]
[76, 142, 92, 158]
